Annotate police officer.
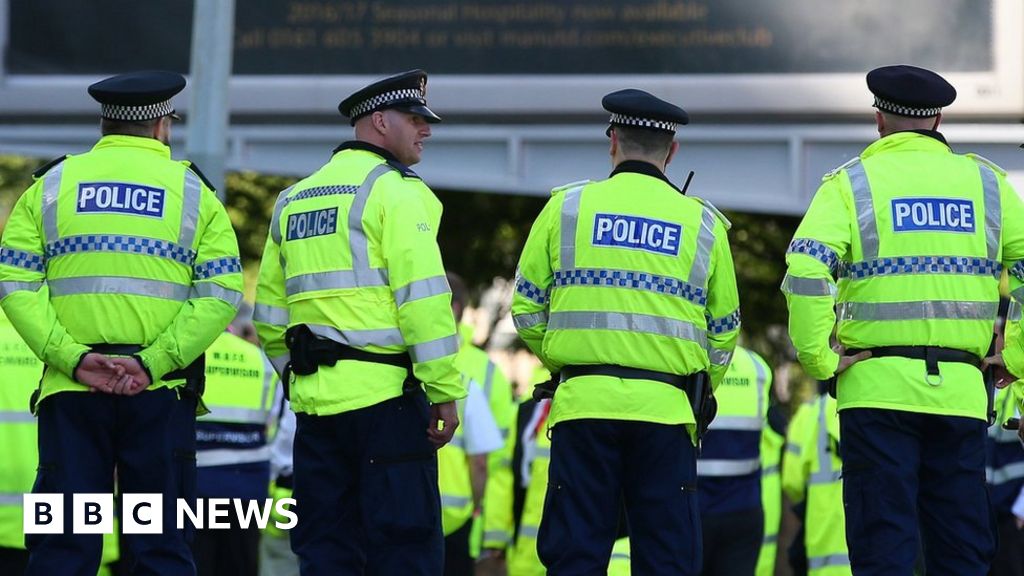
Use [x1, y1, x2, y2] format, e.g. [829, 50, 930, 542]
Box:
[512, 89, 740, 574]
[193, 308, 277, 576]
[783, 64, 1024, 575]
[698, 345, 771, 575]
[0, 71, 243, 574]
[253, 69, 464, 575]
[781, 384, 850, 576]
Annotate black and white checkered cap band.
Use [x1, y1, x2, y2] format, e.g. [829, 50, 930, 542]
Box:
[873, 96, 942, 118]
[350, 88, 424, 118]
[101, 100, 175, 121]
[609, 113, 677, 132]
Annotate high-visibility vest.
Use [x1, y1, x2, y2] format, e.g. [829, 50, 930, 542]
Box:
[0, 135, 243, 406]
[196, 332, 276, 498]
[254, 143, 462, 415]
[454, 324, 517, 550]
[782, 395, 851, 576]
[756, 413, 785, 576]
[698, 346, 770, 515]
[784, 131, 1024, 420]
[438, 394, 474, 536]
[512, 166, 740, 429]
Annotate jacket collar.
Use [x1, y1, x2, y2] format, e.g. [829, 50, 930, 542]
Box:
[863, 130, 951, 159]
[92, 135, 171, 158]
[610, 160, 680, 192]
[333, 140, 400, 164]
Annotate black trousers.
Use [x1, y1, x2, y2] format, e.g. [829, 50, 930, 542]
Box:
[991, 514, 1024, 576]
[443, 519, 474, 576]
[193, 515, 261, 576]
[700, 507, 764, 576]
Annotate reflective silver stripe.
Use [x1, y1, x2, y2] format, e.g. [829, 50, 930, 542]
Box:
[990, 462, 1024, 485]
[808, 554, 850, 569]
[196, 446, 271, 467]
[763, 534, 779, 545]
[810, 396, 841, 486]
[49, 276, 190, 301]
[785, 442, 801, 456]
[0, 411, 35, 423]
[410, 334, 459, 363]
[838, 300, 997, 321]
[749, 347, 767, 423]
[697, 458, 761, 476]
[708, 346, 733, 368]
[349, 164, 394, 286]
[286, 269, 388, 297]
[483, 530, 512, 544]
[201, 406, 268, 424]
[269, 185, 296, 245]
[1012, 286, 1024, 307]
[1010, 300, 1023, 322]
[513, 311, 548, 331]
[441, 495, 472, 508]
[484, 361, 496, 399]
[559, 185, 584, 270]
[519, 525, 539, 538]
[41, 163, 64, 244]
[498, 427, 510, 440]
[780, 274, 835, 297]
[0, 493, 22, 506]
[261, 357, 274, 412]
[762, 464, 780, 477]
[0, 281, 42, 297]
[394, 275, 450, 307]
[269, 354, 290, 379]
[253, 303, 289, 326]
[307, 324, 405, 349]
[610, 552, 630, 561]
[179, 170, 202, 250]
[980, 164, 1001, 261]
[846, 161, 879, 260]
[689, 207, 718, 289]
[191, 283, 244, 307]
[548, 311, 707, 348]
[535, 446, 550, 458]
[708, 416, 762, 431]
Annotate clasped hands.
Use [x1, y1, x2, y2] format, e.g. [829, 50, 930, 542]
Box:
[74, 352, 152, 396]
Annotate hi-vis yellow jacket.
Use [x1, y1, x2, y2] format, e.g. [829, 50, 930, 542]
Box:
[783, 132, 1024, 420]
[254, 142, 463, 415]
[0, 135, 243, 405]
[512, 162, 740, 428]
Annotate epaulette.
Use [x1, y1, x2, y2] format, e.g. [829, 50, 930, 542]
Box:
[550, 179, 591, 197]
[32, 155, 68, 180]
[385, 158, 420, 179]
[181, 160, 218, 192]
[822, 156, 861, 182]
[967, 153, 1007, 176]
[694, 196, 732, 230]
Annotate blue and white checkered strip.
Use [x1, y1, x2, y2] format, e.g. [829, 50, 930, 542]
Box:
[787, 239, 839, 273]
[289, 185, 360, 203]
[0, 247, 45, 272]
[552, 268, 706, 307]
[843, 256, 1002, 280]
[515, 277, 548, 306]
[45, 235, 195, 266]
[193, 257, 242, 280]
[1010, 261, 1024, 282]
[707, 310, 741, 334]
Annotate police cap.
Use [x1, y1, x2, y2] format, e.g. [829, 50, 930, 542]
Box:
[88, 71, 185, 122]
[338, 69, 441, 126]
[867, 65, 956, 118]
[602, 89, 689, 137]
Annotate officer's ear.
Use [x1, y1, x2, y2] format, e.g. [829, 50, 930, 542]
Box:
[875, 111, 886, 135]
[371, 111, 388, 135]
[608, 128, 619, 157]
[665, 140, 680, 167]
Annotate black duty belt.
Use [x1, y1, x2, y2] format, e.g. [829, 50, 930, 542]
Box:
[560, 364, 692, 390]
[845, 346, 981, 378]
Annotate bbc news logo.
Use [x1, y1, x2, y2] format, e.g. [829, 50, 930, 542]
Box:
[23, 494, 297, 534]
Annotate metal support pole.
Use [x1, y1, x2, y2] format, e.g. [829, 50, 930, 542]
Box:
[185, 0, 235, 200]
